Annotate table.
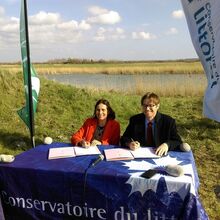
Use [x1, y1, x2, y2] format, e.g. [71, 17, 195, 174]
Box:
[0, 143, 208, 220]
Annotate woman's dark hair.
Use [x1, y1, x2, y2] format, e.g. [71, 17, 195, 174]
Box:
[93, 99, 115, 120]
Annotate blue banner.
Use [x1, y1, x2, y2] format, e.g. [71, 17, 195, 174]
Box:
[0, 143, 208, 219]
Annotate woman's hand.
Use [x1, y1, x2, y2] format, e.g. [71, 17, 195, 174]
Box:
[129, 141, 140, 151]
[91, 139, 102, 146]
[80, 140, 90, 148]
[155, 143, 168, 156]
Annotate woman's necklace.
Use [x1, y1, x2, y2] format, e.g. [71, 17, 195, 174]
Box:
[97, 125, 104, 137]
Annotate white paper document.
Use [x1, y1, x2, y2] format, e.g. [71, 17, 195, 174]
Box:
[48, 147, 76, 160]
[130, 147, 160, 159]
[104, 148, 134, 161]
[74, 146, 101, 156]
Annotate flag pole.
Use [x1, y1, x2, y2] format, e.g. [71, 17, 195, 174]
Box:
[23, 0, 35, 147]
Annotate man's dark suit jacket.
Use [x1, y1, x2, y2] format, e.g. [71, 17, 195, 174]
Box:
[121, 112, 182, 151]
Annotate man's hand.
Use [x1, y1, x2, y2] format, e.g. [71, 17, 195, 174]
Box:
[128, 141, 140, 151]
[155, 143, 168, 156]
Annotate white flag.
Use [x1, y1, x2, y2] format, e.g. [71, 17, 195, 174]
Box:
[181, 0, 220, 122]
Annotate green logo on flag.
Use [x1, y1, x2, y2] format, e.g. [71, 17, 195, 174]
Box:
[17, 66, 40, 129]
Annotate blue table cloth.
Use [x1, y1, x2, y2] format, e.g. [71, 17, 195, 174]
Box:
[0, 143, 208, 220]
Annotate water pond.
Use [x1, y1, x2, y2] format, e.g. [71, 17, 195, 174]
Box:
[43, 73, 206, 95]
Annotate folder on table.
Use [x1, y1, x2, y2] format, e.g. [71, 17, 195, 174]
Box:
[104, 148, 134, 161]
[48, 147, 76, 160]
[48, 146, 101, 160]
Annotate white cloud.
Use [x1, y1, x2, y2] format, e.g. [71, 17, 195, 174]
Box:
[29, 23, 85, 45]
[94, 27, 106, 41]
[132, 31, 156, 40]
[25, 11, 91, 45]
[56, 20, 90, 31]
[166, 27, 178, 35]
[116, 27, 124, 34]
[0, 6, 5, 16]
[0, 7, 92, 51]
[88, 6, 108, 15]
[29, 11, 61, 25]
[57, 20, 78, 30]
[93, 27, 125, 41]
[172, 10, 184, 19]
[11, 16, 19, 22]
[87, 6, 121, 25]
[1, 23, 18, 32]
[78, 20, 91, 30]
[0, 13, 19, 48]
[0, 4, 121, 59]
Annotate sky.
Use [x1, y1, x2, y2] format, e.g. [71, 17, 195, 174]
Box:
[0, 0, 198, 62]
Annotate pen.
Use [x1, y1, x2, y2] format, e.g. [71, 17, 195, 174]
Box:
[82, 138, 90, 148]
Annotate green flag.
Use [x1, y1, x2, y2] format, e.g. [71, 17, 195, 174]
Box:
[17, 0, 40, 131]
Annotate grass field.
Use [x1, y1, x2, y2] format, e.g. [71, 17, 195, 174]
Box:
[0, 70, 219, 219]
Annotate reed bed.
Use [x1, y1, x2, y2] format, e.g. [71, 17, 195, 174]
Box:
[0, 61, 204, 75]
[1, 61, 206, 97]
[131, 74, 206, 96]
[81, 82, 205, 97]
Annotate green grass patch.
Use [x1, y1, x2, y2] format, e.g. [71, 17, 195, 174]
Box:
[0, 71, 219, 219]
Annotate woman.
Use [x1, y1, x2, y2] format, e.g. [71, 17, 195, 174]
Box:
[71, 99, 120, 147]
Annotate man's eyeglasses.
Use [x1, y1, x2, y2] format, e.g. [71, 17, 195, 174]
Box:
[142, 104, 157, 109]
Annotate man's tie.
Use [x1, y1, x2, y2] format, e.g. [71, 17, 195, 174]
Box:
[146, 122, 153, 146]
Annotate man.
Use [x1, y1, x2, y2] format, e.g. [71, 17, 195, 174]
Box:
[121, 92, 190, 156]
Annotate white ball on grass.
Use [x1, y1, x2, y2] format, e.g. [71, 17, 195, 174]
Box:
[44, 137, 53, 145]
